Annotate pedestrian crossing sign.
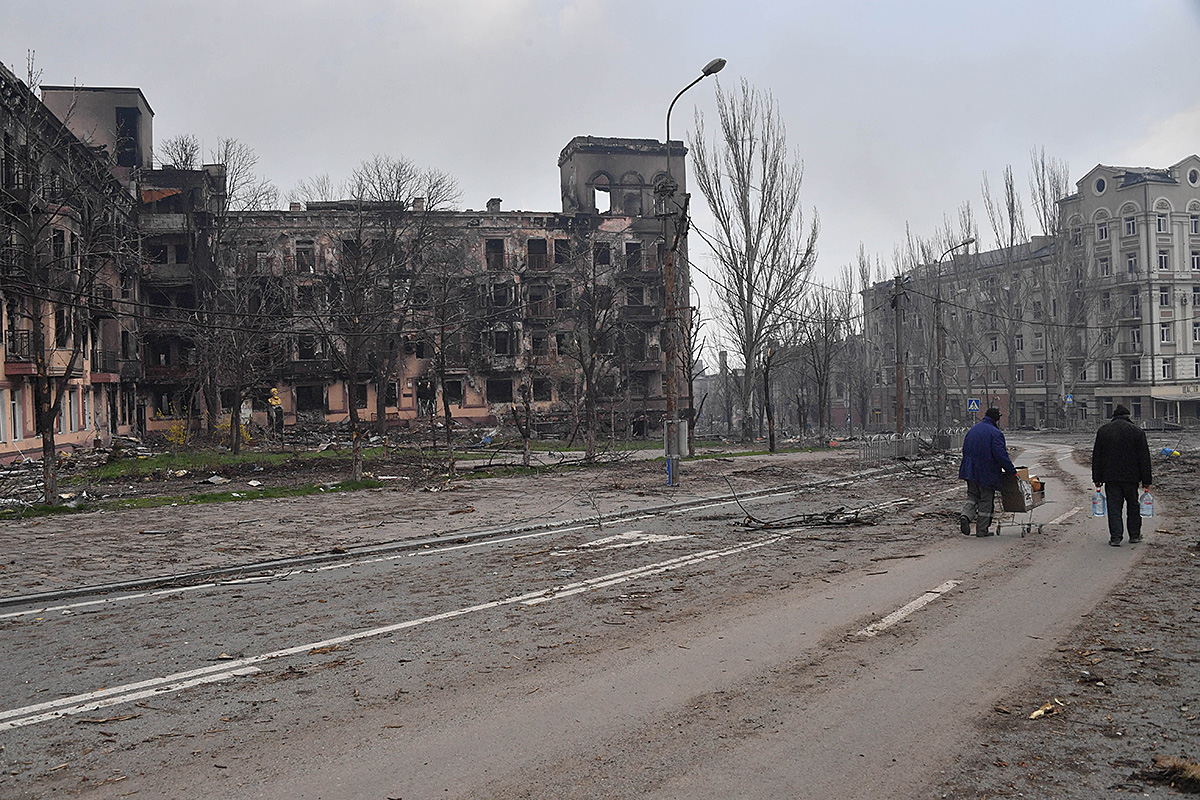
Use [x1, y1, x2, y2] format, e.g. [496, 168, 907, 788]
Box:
[1065, 394, 1073, 405]
[967, 398, 981, 412]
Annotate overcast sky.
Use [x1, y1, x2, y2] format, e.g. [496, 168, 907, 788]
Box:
[7, 0, 1200, 297]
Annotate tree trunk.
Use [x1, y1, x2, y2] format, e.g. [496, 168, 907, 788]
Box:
[440, 372, 456, 479]
[40, 418, 59, 507]
[763, 362, 776, 454]
[349, 393, 364, 482]
[229, 388, 243, 455]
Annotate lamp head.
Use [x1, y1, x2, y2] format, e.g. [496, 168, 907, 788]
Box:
[702, 58, 727, 76]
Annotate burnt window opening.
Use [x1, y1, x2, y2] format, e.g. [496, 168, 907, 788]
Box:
[491, 329, 515, 356]
[147, 244, 169, 264]
[121, 329, 134, 359]
[485, 239, 505, 271]
[592, 175, 611, 214]
[295, 384, 326, 413]
[554, 239, 571, 266]
[555, 333, 570, 357]
[594, 242, 611, 266]
[295, 241, 315, 273]
[531, 332, 549, 355]
[555, 283, 571, 311]
[491, 283, 513, 308]
[625, 242, 643, 271]
[174, 243, 190, 264]
[114, 107, 141, 168]
[443, 379, 463, 404]
[487, 378, 514, 403]
[297, 284, 319, 311]
[529, 285, 552, 317]
[384, 381, 399, 407]
[527, 238, 548, 271]
[255, 250, 271, 270]
[353, 384, 369, 409]
[622, 191, 642, 216]
[627, 285, 645, 305]
[342, 239, 362, 263]
[532, 378, 552, 402]
[52, 229, 67, 263]
[297, 334, 321, 360]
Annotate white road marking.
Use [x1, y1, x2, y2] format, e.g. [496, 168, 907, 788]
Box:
[552, 530, 691, 554]
[1048, 506, 1082, 526]
[855, 580, 961, 638]
[0, 534, 786, 731]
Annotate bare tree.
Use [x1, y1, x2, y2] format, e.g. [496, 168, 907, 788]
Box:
[690, 79, 819, 442]
[1, 60, 138, 504]
[679, 299, 707, 455]
[287, 174, 341, 207]
[158, 133, 200, 169]
[981, 164, 1029, 419]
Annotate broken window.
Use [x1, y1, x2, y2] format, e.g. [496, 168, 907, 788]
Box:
[384, 381, 399, 407]
[55, 305, 70, 348]
[296, 241, 315, 273]
[443, 379, 463, 404]
[531, 332, 549, 355]
[592, 175, 611, 214]
[487, 378, 513, 404]
[555, 283, 571, 312]
[594, 242, 611, 266]
[532, 378, 552, 402]
[555, 333, 569, 358]
[491, 283, 513, 308]
[485, 239, 505, 271]
[175, 243, 190, 264]
[627, 285, 644, 305]
[625, 241, 642, 271]
[297, 284, 318, 311]
[353, 384, 368, 409]
[147, 244, 169, 264]
[527, 238, 548, 271]
[114, 107, 140, 168]
[295, 384, 326, 413]
[491, 329, 514, 356]
[529, 284, 553, 317]
[554, 239, 571, 267]
[297, 334, 321, 360]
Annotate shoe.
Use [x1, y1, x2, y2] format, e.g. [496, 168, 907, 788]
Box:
[1128, 536, 1142, 544]
[960, 516, 972, 536]
[1108, 540, 1122, 547]
[976, 530, 995, 537]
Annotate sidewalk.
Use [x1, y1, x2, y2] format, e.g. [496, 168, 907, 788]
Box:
[2, 450, 852, 603]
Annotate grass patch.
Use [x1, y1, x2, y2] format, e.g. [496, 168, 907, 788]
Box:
[81, 447, 393, 482]
[0, 479, 385, 521]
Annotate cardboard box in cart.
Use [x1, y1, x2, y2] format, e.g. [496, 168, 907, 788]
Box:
[1001, 466, 1045, 512]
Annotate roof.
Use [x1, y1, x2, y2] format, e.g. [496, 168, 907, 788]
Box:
[40, 84, 155, 116]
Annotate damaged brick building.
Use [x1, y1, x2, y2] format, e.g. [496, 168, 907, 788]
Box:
[217, 136, 690, 438]
[1, 65, 692, 461]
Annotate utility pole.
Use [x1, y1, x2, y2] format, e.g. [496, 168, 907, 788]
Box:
[892, 275, 905, 438]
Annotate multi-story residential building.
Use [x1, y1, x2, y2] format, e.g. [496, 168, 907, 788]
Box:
[213, 136, 687, 438]
[1, 64, 139, 463]
[864, 155, 1200, 432]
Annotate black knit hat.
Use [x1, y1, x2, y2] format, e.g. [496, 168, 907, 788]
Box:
[1112, 404, 1131, 418]
[985, 407, 1002, 421]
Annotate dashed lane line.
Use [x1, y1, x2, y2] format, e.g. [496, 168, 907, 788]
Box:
[0, 533, 787, 731]
[855, 580, 961, 638]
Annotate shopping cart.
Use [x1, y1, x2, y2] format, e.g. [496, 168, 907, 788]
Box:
[997, 469, 1045, 537]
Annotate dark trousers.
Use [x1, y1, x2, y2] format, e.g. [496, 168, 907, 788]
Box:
[1105, 481, 1142, 542]
[961, 480, 996, 534]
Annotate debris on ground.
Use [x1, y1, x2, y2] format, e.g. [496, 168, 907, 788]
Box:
[1029, 698, 1065, 719]
[1134, 756, 1200, 793]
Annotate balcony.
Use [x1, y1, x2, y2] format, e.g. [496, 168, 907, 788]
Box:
[284, 359, 333, 378]
[1118, 342, 1143, 354]
[90, 348, 119, 374]
[5, 330, 39, 363]
[620, 304, 661, 322]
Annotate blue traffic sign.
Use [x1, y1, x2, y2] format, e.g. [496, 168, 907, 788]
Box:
[1065, 394, 1074, 405]
[967, 398, 981, 412]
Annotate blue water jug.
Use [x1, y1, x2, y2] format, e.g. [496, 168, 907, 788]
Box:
[1139, 491, 1154, 518]
[1092, 490, 1106, 517]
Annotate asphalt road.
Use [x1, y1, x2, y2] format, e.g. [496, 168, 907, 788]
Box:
[0, 438, 1153, 799]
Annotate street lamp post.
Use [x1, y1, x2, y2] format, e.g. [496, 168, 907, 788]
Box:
[659, 57, 725, 486]
[934, 237, 975, 450]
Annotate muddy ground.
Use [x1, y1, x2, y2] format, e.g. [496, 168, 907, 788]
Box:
[2, 432, 1197, 796]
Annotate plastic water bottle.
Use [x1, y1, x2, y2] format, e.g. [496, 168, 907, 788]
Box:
[1092, 490, 1106, 517]
[1139, 491, 1154, 518]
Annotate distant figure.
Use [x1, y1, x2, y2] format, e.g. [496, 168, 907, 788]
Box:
[1091, 404, 1152, 547]
[958, 407, 1017, 537]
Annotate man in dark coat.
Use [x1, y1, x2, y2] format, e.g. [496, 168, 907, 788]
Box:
[1091, 404, 1153, 546]
[958, 407, 1017, 537]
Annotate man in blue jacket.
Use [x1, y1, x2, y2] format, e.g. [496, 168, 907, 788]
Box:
[958, 407, 1017, 537]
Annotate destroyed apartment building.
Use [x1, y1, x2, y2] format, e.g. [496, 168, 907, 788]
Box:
[2, 64, 692, 460]
[212, 136, 689, 438]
